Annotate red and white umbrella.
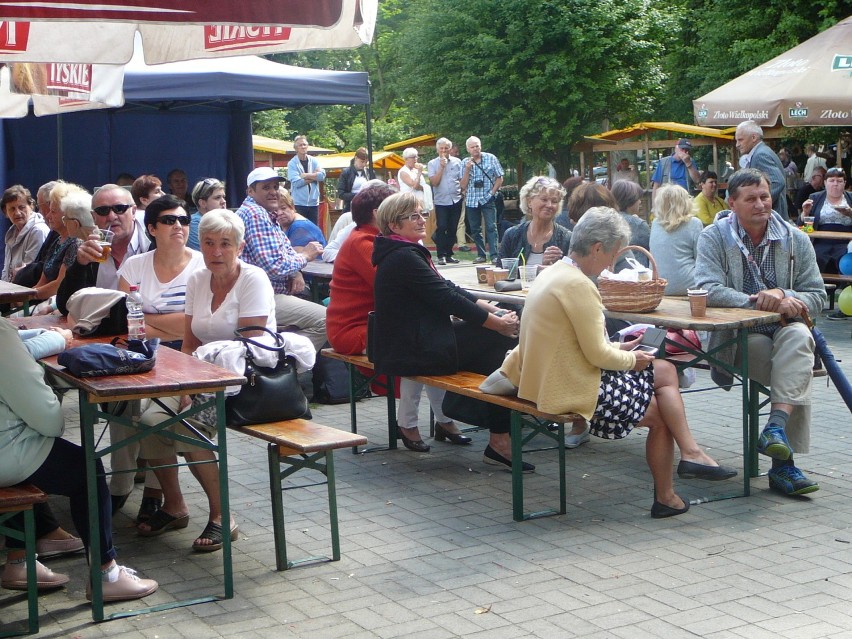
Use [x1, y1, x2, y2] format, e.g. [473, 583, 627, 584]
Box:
[0, 60, 124, 116]
[0, 0, 376, 64]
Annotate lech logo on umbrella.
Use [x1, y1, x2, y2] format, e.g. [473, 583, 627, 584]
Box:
[832, 54, 852, 71]
[789, 101, 808, 118]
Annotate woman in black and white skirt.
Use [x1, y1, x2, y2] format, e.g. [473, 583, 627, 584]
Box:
[483, 207, 737, 518]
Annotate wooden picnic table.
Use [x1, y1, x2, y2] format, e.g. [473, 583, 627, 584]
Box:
[0, 280, 37, 314]
[11, 315, 244, 622]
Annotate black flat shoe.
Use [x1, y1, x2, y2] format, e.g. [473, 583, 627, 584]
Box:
[677, 460, 738, 481]
[111, 492, 130, 515]
[398, 428, 430, 452]
[434, 422, 472, 445]
[651, 495, 690, 519]
[483, 445, 535, 473]
[446, 257, 461, 264]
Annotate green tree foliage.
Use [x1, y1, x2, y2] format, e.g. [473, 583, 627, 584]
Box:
[394, 0, 678, 177]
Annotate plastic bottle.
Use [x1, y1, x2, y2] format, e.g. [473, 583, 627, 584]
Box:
[126, 285, 146, 340]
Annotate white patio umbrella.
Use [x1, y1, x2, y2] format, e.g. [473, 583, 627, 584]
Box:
[0, 0, 376, 64]
[693, 15, 852, 127]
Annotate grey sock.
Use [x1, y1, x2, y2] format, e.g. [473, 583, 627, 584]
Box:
[768, 409, 789, 430]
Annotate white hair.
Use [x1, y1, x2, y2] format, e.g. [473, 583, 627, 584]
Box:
[736, 120, 763, 139]
[402, 147, 419, 159]
[436, 137, 451, 148]
[466, 136, 481, 149]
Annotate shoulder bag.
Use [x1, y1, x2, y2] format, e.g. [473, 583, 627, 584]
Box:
[226, 326, 311, 427]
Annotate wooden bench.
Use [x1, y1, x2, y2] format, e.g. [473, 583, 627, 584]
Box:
[229, 419, 367, 570]
[0, 484, 48, 637]
[321, 349, 583, 522]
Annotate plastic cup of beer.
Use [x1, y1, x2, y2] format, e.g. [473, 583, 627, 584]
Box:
[802, 216, 815, 233]
[521, 265, 539, 290]
[95, 229, 115, 263]
[687, 288, 708, 317]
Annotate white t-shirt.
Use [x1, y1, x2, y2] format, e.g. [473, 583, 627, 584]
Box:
[117, 249, 205, 314]
[184, 261, 276, 345]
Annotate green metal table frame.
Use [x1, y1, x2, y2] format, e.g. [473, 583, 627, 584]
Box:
[343, 364, 399, 454]
[510, 415, 566, 522]
[78, 391, 233, 622]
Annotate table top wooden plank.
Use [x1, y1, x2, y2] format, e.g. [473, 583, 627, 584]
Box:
[808, 230, 852, 241]
[604, 297, 781, 331]
[10, 315, 245, 399]
[0, 280, 37, 304]
[301, 260, 334, 278]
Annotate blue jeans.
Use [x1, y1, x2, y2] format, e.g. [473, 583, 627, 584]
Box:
[467, 199, 499, 259]
[295, 205, 319, 225]
[433, 200, 462, 258]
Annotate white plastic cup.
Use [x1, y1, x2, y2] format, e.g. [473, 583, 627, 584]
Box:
[521, 265, 538, 290]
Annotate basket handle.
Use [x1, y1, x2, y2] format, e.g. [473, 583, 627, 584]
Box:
[608, 245, 658, 280]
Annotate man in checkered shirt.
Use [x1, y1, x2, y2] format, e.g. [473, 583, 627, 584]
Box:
[236, 167, 327, 350]
[460, 136, 503, 264]
[695, 168, 826, 497]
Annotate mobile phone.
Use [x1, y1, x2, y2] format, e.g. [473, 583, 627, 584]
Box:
[632, 327, 666, 353]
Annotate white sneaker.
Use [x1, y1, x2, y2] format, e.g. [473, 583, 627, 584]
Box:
[565, 427, 590, 449]
[87, 565, 158, 602]
[1, 559, 69, 591]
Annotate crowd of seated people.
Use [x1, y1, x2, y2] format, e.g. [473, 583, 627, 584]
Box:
[1, 151, 839, 609]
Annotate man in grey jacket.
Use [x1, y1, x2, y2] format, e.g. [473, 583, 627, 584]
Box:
[695, 168, 826, 496]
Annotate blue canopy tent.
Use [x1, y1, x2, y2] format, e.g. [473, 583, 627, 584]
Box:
[0, 50, 371, 208]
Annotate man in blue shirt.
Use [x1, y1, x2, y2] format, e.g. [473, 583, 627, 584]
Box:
[460, 136, 503, 264]
[286, 135, 326, 225]
[428, 137, 464, 265]
[651, 139, 700, 206]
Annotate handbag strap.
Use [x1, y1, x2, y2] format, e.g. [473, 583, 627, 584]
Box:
[233, 326, 286, 353]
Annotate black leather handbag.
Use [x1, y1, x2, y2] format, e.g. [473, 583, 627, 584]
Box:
[226, 326, 311, 427]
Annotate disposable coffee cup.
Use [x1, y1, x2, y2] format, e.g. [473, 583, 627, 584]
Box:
[492, 268, 509, 283]
[501, 258, 519, 279]
[476, 265, 489, 284]
[687, 289, 708, 317]
[521, 265, 539, 290]
[485, 267, 496, 286]
[95, 228, 115, 263]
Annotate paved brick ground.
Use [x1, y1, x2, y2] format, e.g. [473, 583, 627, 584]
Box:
[3, 311, 852, 638]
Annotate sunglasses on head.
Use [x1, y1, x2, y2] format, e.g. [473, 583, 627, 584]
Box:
[157, 214, 192, 226]
[826, 168, 846, 178]
[93, 203, 133, 216]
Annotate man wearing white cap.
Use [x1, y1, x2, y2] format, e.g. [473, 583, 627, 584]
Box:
[236, 167, 326, 350]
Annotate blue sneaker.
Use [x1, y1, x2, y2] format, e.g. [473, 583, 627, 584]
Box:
[768, 465, 820, 496]
[756, 424, 792, 460]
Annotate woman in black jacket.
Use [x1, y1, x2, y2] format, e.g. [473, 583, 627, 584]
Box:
[372, 193, 532, 470]
[337, 147, 376, 213]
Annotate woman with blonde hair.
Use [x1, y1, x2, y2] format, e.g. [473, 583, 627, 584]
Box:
[649, 184, 704, 295]
[498, 176, 571, 267]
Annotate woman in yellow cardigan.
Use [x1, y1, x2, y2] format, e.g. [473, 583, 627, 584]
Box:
[482, 207, 736, 518]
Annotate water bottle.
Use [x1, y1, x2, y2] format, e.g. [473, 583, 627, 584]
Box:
[126, 285, 146, 340]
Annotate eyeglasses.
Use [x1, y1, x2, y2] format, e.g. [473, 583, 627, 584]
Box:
[93, 203, 133, 216]
[156, 214, 192, 226]
[826, 168, 846, 178]
[400, 211, 429, 223]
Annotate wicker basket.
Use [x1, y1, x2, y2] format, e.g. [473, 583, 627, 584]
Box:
[598, 245, 667, 313]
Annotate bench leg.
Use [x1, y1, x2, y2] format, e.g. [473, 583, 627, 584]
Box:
[268, 444, 289, 571]
[0, 508, 39, 638]
[325, 451, 341, 562]
[510, 412, 524, 522]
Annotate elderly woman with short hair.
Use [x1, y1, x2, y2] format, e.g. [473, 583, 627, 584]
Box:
[397, 147, 433, 218]
[372, 193, 529, 467]
[498, 176, 571, 267]
[1, 185, 49, 282]
[187, 178, 226, 250]
[137, 208, 274, 552]
[650, 184, 704, 295]
[484, 207, 736, 517]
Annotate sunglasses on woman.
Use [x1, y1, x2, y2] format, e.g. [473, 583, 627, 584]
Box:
[157, 214, 192, 226]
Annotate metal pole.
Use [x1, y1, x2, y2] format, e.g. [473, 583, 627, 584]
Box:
[365, 81, 373, 167]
